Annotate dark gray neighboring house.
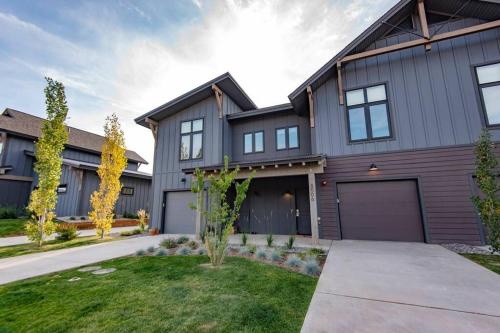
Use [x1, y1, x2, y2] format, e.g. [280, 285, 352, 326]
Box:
[136, 0, 500, 245]
[0, 108, 152, 217]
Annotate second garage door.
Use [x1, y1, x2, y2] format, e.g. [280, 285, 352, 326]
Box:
[163, 191, 196, 234]
[337, 180, 424, 242]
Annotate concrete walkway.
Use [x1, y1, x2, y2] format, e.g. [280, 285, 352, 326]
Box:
[0, 235, 165, 285]
[301, 240, 500, 333]
[0, 226, 138, 247]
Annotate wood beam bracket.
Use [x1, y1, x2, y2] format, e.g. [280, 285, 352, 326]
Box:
[145, 117, 159, 145]
[306, 85, 315, 128]
[337, 61, 344, 105]
[417, 0, 431, 51]
[212, 84, 223, 119]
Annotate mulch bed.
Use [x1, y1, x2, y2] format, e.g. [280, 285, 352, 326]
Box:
[60, 219, 140, 230]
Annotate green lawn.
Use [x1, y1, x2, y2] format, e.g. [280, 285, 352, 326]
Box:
[0, 219, 29, 237]
[462, 254, 500, 274]
[0, 256, 317, 333]
[0, 236, 117, 259]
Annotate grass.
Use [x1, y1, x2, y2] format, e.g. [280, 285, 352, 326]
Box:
[462, 254, 500, 274]
[0, 256, 317, 333]
[0, 236, 118, 259]
[0, 219, 29, 237]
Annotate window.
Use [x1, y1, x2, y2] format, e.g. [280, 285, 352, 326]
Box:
[121, 187, 134, 196]
[345, 84, 391, 142]
[57, 184, 67, 194]
[180, 119, 203, 160]
[475, 62, 500, 126]
[244, 131, 264, 154]
[276, 126, 299, 150]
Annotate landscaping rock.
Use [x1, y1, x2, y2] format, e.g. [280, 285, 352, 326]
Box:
[77, 266, 101, 272]
[91, 268, 116, 275]
[441, 243, 494, 255]
[68, 277, 81, 282]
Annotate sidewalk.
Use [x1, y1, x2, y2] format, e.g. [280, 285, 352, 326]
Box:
[0, 235, 165, 285]
[0, 226, 139, 247]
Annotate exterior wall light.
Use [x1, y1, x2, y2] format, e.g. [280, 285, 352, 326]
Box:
[321, 180, 328, 186]
[369, 163, 379, 171]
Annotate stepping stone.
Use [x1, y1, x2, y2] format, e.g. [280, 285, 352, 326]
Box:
[91, 268, 116, 275]
[77, 266, 101, 272]
[68, 277, 81, 282]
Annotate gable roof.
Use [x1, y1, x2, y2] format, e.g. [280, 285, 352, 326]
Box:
[0, 108, 148, 164]
[226, 103, 293, 121]
[288, 0, 500, 107]
[135, 72, 257, 127]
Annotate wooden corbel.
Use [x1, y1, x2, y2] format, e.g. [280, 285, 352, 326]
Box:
[337, 61, 344, 105]
[417, 0, 431, 51]
[306, 86, 315, 128]
[212, 84, 223, 118]
[145, 117, 159, 145]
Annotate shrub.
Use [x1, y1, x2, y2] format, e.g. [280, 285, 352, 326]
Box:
[123, 211, 139, 219]
[161, 238, 177, 249]
[155, 248, 168, 256]
[285, 236, 295, 250]
[303, 259, 321, 276]
[248, 244, 256, 254]
[120, 229, 141, 236]
[255, 248, 267, 260]
[176, 236, 189, 244]
[137, 209, 148, 233]
[238, 246, 250, 256]
[197, 247, 207, 255]
[0, 206, 18, 219]
[187, 240, 198, 250]
[135, 249, 146, 256]
[306, 247, 325, 257]
[147, 246, 156, 253]
[55, 224, 78, 241]
[176, 246, 192, 256]
[270, 249, 282, 262]
[266, 234, 273, 247]
[69, 216, 76, 221]
[241, 233, 248, 246]
[285, 255, 303, 268]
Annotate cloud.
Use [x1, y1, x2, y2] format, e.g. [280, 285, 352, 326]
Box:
[0, 0, 397, 173]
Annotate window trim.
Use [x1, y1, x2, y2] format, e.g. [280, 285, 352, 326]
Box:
[243, 130, 265, 154]
[275, 126, 300, 151]
[345, 83, 393, 143]
[179, 118, 204, 161]
[121, 187, 135, 196]
[474, 61, 500, 128]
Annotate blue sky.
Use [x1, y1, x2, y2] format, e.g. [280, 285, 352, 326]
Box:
[0, 0, 397, 172]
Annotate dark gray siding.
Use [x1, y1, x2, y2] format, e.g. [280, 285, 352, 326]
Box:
[63, 148, 139, 171]
[0, 180, 31, 209]
[313, 19, 500, 156]
[3, 135, 34, 177]
[230, 112, 311, 162]
[55, 165, 83, 217]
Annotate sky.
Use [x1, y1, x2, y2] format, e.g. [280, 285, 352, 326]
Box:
[0, 0, 398, 172]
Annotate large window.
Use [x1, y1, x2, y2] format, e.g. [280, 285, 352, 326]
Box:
[475, 62, 500, 126]
[345, 84, 391, 142]
[276, 126, 299, 150]
[244, 131, 264, 154]
[180, 119, 203, 160]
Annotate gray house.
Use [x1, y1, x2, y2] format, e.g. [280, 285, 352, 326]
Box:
[136, 0, 500, 245]
[0, 109, 152, 217]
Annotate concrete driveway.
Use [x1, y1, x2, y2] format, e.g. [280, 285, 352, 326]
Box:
[301, 241, 500, 333]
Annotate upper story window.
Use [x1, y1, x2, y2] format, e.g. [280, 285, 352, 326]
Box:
[180, 118, 203, 160]
[475, 62, 500, 126]
[244, 131, 264, 154]
[276, 126, 299, 150]
[345, 84, 392, 142]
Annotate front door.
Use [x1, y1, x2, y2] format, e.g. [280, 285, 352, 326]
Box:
[295, 188, 311, 235]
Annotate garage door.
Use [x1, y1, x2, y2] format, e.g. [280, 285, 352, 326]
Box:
[337, 180, 424, 242]
[163, 191, 196, 234]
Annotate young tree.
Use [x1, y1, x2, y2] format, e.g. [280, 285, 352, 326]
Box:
[89, 114, 127, 239]
[26, 77, 69, 247]
[191, 156, 254, 266]
[472, 130, 500, 253]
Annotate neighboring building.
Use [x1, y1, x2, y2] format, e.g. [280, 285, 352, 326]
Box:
[136, 0, 500, 245]
[0, 109, 152, 217]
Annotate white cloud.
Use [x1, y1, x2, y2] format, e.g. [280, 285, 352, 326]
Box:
[1, 0, 398, 173]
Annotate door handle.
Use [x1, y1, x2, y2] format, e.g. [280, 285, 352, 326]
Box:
[296, 209, 300, 217]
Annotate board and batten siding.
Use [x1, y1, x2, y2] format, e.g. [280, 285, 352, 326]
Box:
[55, 165, 84, 216]
[313, 18, 500, 157]
[316, 144, 491, 245]
[149, 94, 238, 229]
[3, 136, 34, 177]
[230, 112, 311, 162]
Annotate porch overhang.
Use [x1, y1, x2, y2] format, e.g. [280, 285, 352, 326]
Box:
[182, 154, 327, 179]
